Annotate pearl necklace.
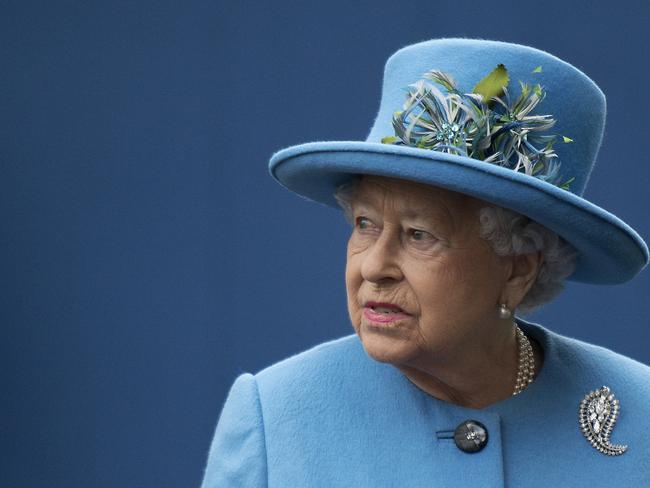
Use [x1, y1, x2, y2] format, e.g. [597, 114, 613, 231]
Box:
[512, 325, 535, 396]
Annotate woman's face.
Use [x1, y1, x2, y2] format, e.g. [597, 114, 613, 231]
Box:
[345, 175, 512, 369]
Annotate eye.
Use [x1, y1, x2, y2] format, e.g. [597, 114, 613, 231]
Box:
[408, 228, 435, 242]
[354, 216, 373, 230]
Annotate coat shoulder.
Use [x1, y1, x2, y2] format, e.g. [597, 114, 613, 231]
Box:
[251, 332, 401, 424]
[543, 326, 650, 402]
[254, 333, 367, 389]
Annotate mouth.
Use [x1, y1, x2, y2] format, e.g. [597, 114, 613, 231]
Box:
[363, 301, 412, 326]
[364, 301, 410, 315]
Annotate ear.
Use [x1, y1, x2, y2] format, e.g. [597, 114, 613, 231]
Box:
[500, 251, 544, 310]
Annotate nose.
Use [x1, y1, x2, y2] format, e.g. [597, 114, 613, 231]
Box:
[360, 227, 404, 284]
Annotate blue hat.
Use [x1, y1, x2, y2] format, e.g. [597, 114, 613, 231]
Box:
[268, 38, 648, 284]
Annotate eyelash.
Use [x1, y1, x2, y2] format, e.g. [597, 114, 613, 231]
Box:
[354, 217, 435, 242]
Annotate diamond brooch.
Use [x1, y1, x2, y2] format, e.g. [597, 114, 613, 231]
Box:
[579, 386, 628, 456]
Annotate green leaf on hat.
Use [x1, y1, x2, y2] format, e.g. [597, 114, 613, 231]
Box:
[532, 66, 543, 73]
[473, 64, 509, 105]
[381, 136, 399, 144]
[562, 136, 574, 143]
[559, 177, 575, 190]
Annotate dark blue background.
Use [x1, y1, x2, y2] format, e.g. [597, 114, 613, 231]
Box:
[2, 1, 648, 486]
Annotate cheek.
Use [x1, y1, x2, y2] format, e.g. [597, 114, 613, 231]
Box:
[344, 254, 362, 313]
[345, 237, 366, 285]
[409, 263, 457, 312]
[414, 251, 503, 318]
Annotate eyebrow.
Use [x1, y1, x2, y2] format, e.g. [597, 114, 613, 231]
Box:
[351, 196, 454, 225]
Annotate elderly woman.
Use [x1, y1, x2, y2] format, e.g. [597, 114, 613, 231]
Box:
[200, 39, 650, 487]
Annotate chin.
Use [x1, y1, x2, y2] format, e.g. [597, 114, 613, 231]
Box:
[356, 324, 416, 365]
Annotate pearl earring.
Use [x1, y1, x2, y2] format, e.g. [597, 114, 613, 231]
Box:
[498, 303, 512, 320]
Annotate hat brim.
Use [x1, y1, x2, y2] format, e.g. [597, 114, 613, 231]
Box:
[269, 141, 648, 284]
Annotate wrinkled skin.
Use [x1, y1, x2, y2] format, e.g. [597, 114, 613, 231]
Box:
[344, 175, 543, 408]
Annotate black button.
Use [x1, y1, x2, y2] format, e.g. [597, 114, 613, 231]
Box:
[454, 420, 488, 453]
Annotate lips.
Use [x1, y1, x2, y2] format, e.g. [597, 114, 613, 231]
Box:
[363, 303, 412, 325]
[364, 301, 410, 314]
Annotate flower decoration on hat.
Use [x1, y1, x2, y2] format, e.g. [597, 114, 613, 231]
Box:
[382, 64, 575, 190]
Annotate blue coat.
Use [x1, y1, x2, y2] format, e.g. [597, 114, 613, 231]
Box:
[200, 319, 650, 487]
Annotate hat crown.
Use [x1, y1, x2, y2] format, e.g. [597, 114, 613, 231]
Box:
[366, 38, 606, 196]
